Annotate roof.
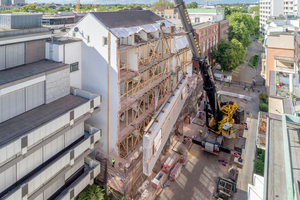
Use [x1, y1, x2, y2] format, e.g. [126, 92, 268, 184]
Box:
[155, 7, 168, 12]
[187, 8, 223, 13]
[0, 94, 87, 148]
[90, 10, 164, 29]
[0, 60, 68, 88]
[50, 37, 82, 45]
[193, 22, 217, 30]
[267, 119, 287, 199]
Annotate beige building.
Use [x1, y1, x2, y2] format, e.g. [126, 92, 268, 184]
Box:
[154, 7, 180, 20]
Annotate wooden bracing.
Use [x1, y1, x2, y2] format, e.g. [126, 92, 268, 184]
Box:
[119, 76, 171, 133]
[120, 58, 171, 102]
[138, 36, 171, 66]
[175, 49, 192, 83]
[120, 51, 129, 72]
[118, 116, 152, 158]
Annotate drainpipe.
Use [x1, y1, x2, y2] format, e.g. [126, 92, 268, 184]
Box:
[107, 31, 110, 154]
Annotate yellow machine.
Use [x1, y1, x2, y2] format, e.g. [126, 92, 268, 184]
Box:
[76, 0, 80, 13]
[208, 100, 238, 137]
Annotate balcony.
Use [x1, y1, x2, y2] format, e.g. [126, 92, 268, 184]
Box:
[0, 88, 101, 170]
[275, 57, 296, 73]
[2, 124, 101, 200]
[54, 158, 101, 200]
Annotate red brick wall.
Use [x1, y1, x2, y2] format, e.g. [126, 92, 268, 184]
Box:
[194, 23, 219, 68]
[219, 19, 229, 41]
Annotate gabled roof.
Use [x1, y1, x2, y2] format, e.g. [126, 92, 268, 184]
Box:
[91, 10, 164, 29]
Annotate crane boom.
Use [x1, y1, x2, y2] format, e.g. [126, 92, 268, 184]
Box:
[174, 0, 220, 131]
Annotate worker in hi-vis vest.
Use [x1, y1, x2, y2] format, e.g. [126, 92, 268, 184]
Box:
[112, 158, 115, 167]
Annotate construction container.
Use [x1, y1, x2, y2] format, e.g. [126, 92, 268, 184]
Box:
[170, 162, 183, 180]
[162, 154, 178, 173]
[152, 171, 167, 189]
[139, 189, 152, 200]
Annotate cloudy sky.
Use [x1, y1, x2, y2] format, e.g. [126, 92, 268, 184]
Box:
[27, 0, 258, 5]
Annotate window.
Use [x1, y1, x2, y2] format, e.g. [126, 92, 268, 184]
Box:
[70, 62, 79, 72]
[157, 11, 160, 14]
[169, 15, 172, 18]
[195, 18, 199, 23]
[174, 14, 176, 18]
[73, 32, 76, 37]
[103, 37, 107, 46]
[87, 35, 90, 43]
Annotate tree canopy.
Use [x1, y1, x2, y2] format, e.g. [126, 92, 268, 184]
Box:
[186, 2, 198, 9]
[211, 39, 245, 71]
[249, 4, 259, 14]
[228, 21, 250, 48]
[78, 185, 106, 200]
[149, 0, 174, 10]
[229, 12, 255, 34]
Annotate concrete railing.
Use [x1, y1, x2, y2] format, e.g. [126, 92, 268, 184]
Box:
[3, 125, 101, 200]
[56, 158, 101, 200]
[0, 90, 101, 166]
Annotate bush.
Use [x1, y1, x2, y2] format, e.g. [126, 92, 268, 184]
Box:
[259, 102, 268, 112]
[259, 93, 268, 104]
[78, 185, 106, 200]
[254, 148, 265, 175]
[249, 55, 259, 69]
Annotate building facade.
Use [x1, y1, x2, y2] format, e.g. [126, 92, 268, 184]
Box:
[64, 10, 194, 198]
[259, 0, 300, 35]
[0, 14, 102, 200]
[155, 7, 179, 20]
[187, 8, 225, 23]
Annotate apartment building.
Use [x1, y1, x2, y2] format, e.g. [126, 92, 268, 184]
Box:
[64, 10, 193, 198]
[261, 32, 298, 93]
[187, 8, 225, 23]
[259, 0, 300, 35]
[0, 13, 102, 200]
[154, 7, 180, 20]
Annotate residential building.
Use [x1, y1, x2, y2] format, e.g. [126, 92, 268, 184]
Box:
[259, 0, 300, 35]
[64, 10, 194, 198]
[263, 16, 300, 36]
[0, 5, 20, 11]
[261, 32, 299, 95]
[0, 0, 24, 5]
[0, 13, 102, 200]
[42, 13, 86, 26]
[187, 8, 225, 23]
[155, 7, 179, 20]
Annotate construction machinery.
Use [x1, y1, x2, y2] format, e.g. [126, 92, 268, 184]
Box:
[76, 0, 80, 13]
[174, 0, 243, 157]
[214, 177, 237, 200]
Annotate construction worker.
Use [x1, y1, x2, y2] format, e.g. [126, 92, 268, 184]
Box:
[112, 158, 115, 167]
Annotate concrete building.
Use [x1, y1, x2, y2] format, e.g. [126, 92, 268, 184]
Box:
[0, 5, 20, 11]
[0, 14, 102, 200]
[262, 16, 300, 36]
[154, 7, 179, 20]
[63, 10, 194, 198]
[0, 0, 24, 5]
[187, 8, 225, 23]
[259, 0, 300, 35]
[261, 32, 299, 96]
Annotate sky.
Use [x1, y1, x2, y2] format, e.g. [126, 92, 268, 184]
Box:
[28, 0, 259, 5]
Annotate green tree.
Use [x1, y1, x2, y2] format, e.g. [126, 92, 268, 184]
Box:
[254, 15, 260, 35]
[229, 12, 255, 33]
[186, 2, 197, 9]
[150, 0, 174, 10]
[78, 185, 105, 200]
[20, 4, 37, 12]
[211, 39, 244, 71]
[231, 39, 245, 65]
[228, 21, 250, 48]
[249, 4, 259, 14]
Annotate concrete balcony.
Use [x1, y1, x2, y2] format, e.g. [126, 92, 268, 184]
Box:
[2, 124, 101, 200]
[54, 158, 101, 200]
[0, 88, 101, 168]
[275, 57, 296, 73]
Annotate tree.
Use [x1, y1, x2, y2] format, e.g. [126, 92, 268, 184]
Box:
[211, 39, 245, 71]
[78, 184, 106, 200]
[20, 4, 37, 12]
[254, 15, 260, 35]
[228, 21, 250, 48]
[229, 12, 255, 34]
[186, 2, 197, 9]
[249, 4, 259, 14]
[150, 0, 174, 10]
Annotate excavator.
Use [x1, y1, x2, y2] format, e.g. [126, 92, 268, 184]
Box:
[174, 0, 243, 157]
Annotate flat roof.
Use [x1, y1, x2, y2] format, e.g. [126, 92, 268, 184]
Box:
[0, 94, 87, 148]
[267, 119, 287, 199]
[193, 22, 217, 30]
[0, 60, 68, 88]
